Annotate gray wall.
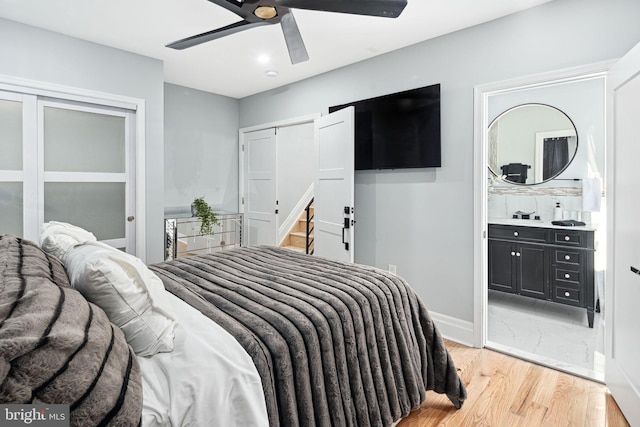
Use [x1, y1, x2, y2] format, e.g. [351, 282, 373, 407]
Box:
[164, 83, 240, 212]
[0, 18, 166, 263]
[238, 0, 640, 322]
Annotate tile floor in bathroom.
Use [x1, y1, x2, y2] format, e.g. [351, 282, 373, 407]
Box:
[487, 289, 605, 382]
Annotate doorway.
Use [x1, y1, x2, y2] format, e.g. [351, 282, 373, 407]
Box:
[474, 62, 613, 382]
[239, 114, 319, 247]
[238, 110, 356, 262]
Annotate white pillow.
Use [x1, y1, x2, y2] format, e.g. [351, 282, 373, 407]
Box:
[64, 241, 177, 356]
[40, 221, 97, 260]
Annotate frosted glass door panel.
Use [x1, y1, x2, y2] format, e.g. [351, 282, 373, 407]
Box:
[0, 99, 22, 170]
[44, 107, 125, 173]
[44, 182, 125, 241]
[0, 183, 23, 236]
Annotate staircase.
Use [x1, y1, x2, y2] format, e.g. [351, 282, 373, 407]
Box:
[281, 202, 314, 254]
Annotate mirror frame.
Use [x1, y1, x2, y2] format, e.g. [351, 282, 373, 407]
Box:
[487, 102, 579, 185]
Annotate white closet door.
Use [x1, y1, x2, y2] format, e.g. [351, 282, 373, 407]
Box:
[0, 92, 27, 236]
[0, 91, 38, 239]
[243, 128, 278, 246]
[39, 100, 135, 252]
[0, 93, 135, 253]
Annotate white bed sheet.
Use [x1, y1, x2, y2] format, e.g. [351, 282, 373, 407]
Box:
[138, 292, 269, 427]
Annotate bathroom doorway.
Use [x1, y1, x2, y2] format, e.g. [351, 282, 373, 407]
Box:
[474, 62, 611, 382]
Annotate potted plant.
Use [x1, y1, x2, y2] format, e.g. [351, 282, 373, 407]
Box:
[191, 196, 219, 236]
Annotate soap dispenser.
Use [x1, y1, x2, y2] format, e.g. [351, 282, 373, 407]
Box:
[553, 202, 562, 221]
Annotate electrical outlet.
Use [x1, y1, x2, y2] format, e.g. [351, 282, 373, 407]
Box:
[389, 264, 397, 274]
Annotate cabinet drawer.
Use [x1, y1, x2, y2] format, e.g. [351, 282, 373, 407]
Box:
[489, 225, 547, 243]
[551, 230, 585, 247]
[553, 285, 583, 307]
[553, 265, 583, 285]
[553, 249, 582, 266]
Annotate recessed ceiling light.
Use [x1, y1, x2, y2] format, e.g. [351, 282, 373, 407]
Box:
[257, 54, 270, 64]
[265, 70, 279, 78]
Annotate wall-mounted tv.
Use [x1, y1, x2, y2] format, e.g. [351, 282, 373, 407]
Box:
[329, 83, 441, 170]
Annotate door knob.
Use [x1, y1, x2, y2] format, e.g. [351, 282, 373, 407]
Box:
[127, 216, 135, 222]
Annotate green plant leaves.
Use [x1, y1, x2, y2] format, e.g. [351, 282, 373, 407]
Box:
[192, 196, 219, 236]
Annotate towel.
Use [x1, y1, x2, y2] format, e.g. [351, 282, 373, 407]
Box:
[582, 177, 602, 211]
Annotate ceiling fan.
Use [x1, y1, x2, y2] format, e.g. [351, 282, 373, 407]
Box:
[166, 0, 408, 64]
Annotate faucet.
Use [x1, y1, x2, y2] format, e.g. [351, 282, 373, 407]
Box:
[513, 210, 538, 220]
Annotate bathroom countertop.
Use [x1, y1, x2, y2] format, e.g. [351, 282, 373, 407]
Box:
[488, 217, 599, 231]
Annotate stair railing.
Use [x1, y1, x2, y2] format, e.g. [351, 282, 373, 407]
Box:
[305, 198, 314, 255]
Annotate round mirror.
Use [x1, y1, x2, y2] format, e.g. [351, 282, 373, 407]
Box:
[488, 103, 578, 185]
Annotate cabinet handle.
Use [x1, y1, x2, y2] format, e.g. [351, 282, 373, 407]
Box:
[514, 231, 519, 237]
[564, 291, 571, 297]
[511, 251, 516, 256]
[516, 252, 521, 257]
[564, 235, 571, 241]
[565, 273, 571, 279]
[565, 255, 571, 261]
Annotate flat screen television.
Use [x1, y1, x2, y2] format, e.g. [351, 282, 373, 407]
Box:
[329, 83, 441, 170]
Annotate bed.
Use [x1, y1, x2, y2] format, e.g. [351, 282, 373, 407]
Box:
[0, 227, 466, 426]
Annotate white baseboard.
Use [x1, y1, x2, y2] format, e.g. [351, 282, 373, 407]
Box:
[429, 311, 475, 348]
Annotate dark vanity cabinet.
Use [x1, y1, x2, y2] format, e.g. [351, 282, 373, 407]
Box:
[489, 240, 549, 299]
[488, 224, 596, 327]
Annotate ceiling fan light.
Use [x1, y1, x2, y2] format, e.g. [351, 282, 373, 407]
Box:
[254, 6, 277, 19]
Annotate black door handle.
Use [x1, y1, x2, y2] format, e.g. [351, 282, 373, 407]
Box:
[342, 221, 349, 251]
[342, 207, 351, 251]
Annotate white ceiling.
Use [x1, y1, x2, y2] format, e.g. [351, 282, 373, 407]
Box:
[0, 0, 552, 99]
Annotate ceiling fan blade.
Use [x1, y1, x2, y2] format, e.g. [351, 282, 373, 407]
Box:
[166, 20, 270, 50]
[276, 0, 407, 18]
[205, 0, 250, 19]
[280, 12, 309, 64]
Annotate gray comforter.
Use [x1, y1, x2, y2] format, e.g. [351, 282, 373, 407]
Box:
[150, 246, 466, 427]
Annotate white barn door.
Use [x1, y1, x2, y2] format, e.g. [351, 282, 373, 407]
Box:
[606, 40, 640, 425]
[313, 107, 355, 263]
[243, 128, 277, 246]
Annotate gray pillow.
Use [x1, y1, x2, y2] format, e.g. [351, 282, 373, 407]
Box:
[0, 235, 143, 426]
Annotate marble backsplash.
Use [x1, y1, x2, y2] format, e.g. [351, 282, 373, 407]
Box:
[488, 185, 603, 225]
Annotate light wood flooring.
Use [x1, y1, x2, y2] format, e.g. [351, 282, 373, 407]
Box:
[398, 340, 629, 427]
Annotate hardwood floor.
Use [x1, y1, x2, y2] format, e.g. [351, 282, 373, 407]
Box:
[398, 340, 629, 427]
